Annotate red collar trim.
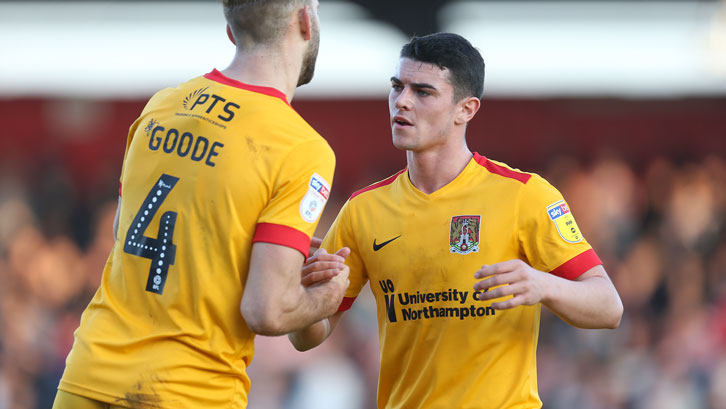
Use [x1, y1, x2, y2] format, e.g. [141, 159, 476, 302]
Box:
[204, 69, 290, 106]
[349, 168, 406, 200]
[473, 152, 531, 184]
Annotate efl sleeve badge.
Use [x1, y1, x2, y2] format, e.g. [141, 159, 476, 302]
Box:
[546, 200, 583, 243]
[300, 173, 330, 223]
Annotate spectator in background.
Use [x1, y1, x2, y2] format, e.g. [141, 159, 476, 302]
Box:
[0, 39, 723, 409]
[0, 145, 723, 409]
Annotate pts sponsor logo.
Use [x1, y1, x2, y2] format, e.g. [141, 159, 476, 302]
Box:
[183, 87, 240, 122]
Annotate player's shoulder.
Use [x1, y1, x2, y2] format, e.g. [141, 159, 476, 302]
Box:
[198, 69, 325, 146]
[272, 109, 322, 146]
[349, 168, 407, 202]
[471, 153, 535, 185]
[471, 153, 564, 201]
[139, 74, 210, 115]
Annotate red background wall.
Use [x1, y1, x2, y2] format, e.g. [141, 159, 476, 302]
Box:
[1, 97, 724, 200]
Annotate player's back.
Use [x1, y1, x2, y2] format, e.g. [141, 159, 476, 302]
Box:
[59, 69, 334, 408]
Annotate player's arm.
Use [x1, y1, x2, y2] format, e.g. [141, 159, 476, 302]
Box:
[287, 245, 351, 350]
[473, 261, 623, 329]
[241, 242, 349, 336]
[288, 309, 346, 351]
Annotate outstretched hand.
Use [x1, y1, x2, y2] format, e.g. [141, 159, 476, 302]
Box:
[473, 259, 551, 310]
[301, 246, 351, 287]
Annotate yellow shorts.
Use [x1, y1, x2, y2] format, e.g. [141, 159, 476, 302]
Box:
[52, 390, 128, 409]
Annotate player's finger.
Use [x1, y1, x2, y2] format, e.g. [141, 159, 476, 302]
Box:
[302, 260, 343, 276]
[335, 246, 351, 259]
[301, 269, 339, 286]
[491, 294, 525, 310]
[475, 282, 523, 301]
[309, 253, 345, 264]
[474, 259, 523, 279]
[305, 247, 328, 265]
[473, 271, 519, 291]
[306, 247, 329, 264]
[474, 262, 508, 279]
[303, 252, 320, 266]
[308, 236, 323, 257]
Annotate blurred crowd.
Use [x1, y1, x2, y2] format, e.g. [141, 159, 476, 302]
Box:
[0, 153, 723, 409]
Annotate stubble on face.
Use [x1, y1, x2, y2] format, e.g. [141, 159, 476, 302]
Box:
[297, 15, 320, 87]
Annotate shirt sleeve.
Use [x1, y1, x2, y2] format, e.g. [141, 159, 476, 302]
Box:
[321, 199, 368, 311]
[517, 175, 602, 280]
[253, 138, 335, 256]
[118, 117, 144, 197]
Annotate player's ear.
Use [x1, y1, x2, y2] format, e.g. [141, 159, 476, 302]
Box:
[226, 24, 237, 46]
[297, 5, 313, 40]
[455, 97, 481, 125]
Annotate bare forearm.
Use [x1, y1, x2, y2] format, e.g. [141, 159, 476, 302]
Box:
[243, 282, 340, 336]
[288, 318, 329, 351]
[243, 242, 347, 336]
[543, 274, 623, 329]
[289, 311, 343, 351]
[474, 262, 622, 329]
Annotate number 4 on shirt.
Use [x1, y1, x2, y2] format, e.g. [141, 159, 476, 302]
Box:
[123, 174, 179, 294]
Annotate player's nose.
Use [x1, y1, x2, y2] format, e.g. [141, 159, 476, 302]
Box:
[393, 87, 413, 111]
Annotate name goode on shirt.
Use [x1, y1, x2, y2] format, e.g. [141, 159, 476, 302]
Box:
[144, 119, 224, 168]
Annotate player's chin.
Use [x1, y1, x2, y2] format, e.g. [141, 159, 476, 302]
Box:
[391, 133, 416, 151]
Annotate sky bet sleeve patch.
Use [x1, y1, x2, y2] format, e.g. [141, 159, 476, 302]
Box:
[546, 200, 583, 243]
[300, 172, 330, 223]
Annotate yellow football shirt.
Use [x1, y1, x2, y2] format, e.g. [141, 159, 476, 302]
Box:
[59, 69, 335, 408]
[324, 153, 601, 409]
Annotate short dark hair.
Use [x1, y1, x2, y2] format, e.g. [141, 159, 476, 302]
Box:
[400, 33, 485, 101]
[223, 0, 308, 47]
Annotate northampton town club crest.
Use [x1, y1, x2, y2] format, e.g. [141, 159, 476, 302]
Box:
[449, 215, 481, 255]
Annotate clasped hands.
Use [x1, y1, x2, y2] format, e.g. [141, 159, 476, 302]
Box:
[302, 237, 350, 288]
[303, 238, 549, 310]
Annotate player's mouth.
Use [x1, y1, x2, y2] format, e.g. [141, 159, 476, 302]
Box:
[392, 115, 413, 128]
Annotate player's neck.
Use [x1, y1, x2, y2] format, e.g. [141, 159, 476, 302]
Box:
[406, 145, 472, 194]
[221, 48, 300, 102]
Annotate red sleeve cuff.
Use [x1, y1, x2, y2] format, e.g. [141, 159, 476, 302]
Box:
[338, 297, 356, 312]
[119, 183, 122, 197]
[550, 248, 603, 280]
[252, 223, 311, 257]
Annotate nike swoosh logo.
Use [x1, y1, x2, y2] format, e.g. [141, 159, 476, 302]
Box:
[373, 235, 401, 251]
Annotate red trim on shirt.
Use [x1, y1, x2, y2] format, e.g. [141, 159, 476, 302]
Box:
[253, 223, 310, 257]
[350, 169, 406, 200]
[338, 297, 357, 312]
[473, 152, 531, 184]
[118, 183, 122, 197]
[204, 69, 290, 106]
[550, 249, 603, 280]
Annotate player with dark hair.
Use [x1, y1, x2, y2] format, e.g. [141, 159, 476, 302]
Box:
[291, 32, 623, 409]
[53, 0, 350, 408]
[400, 31, 485, 101]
